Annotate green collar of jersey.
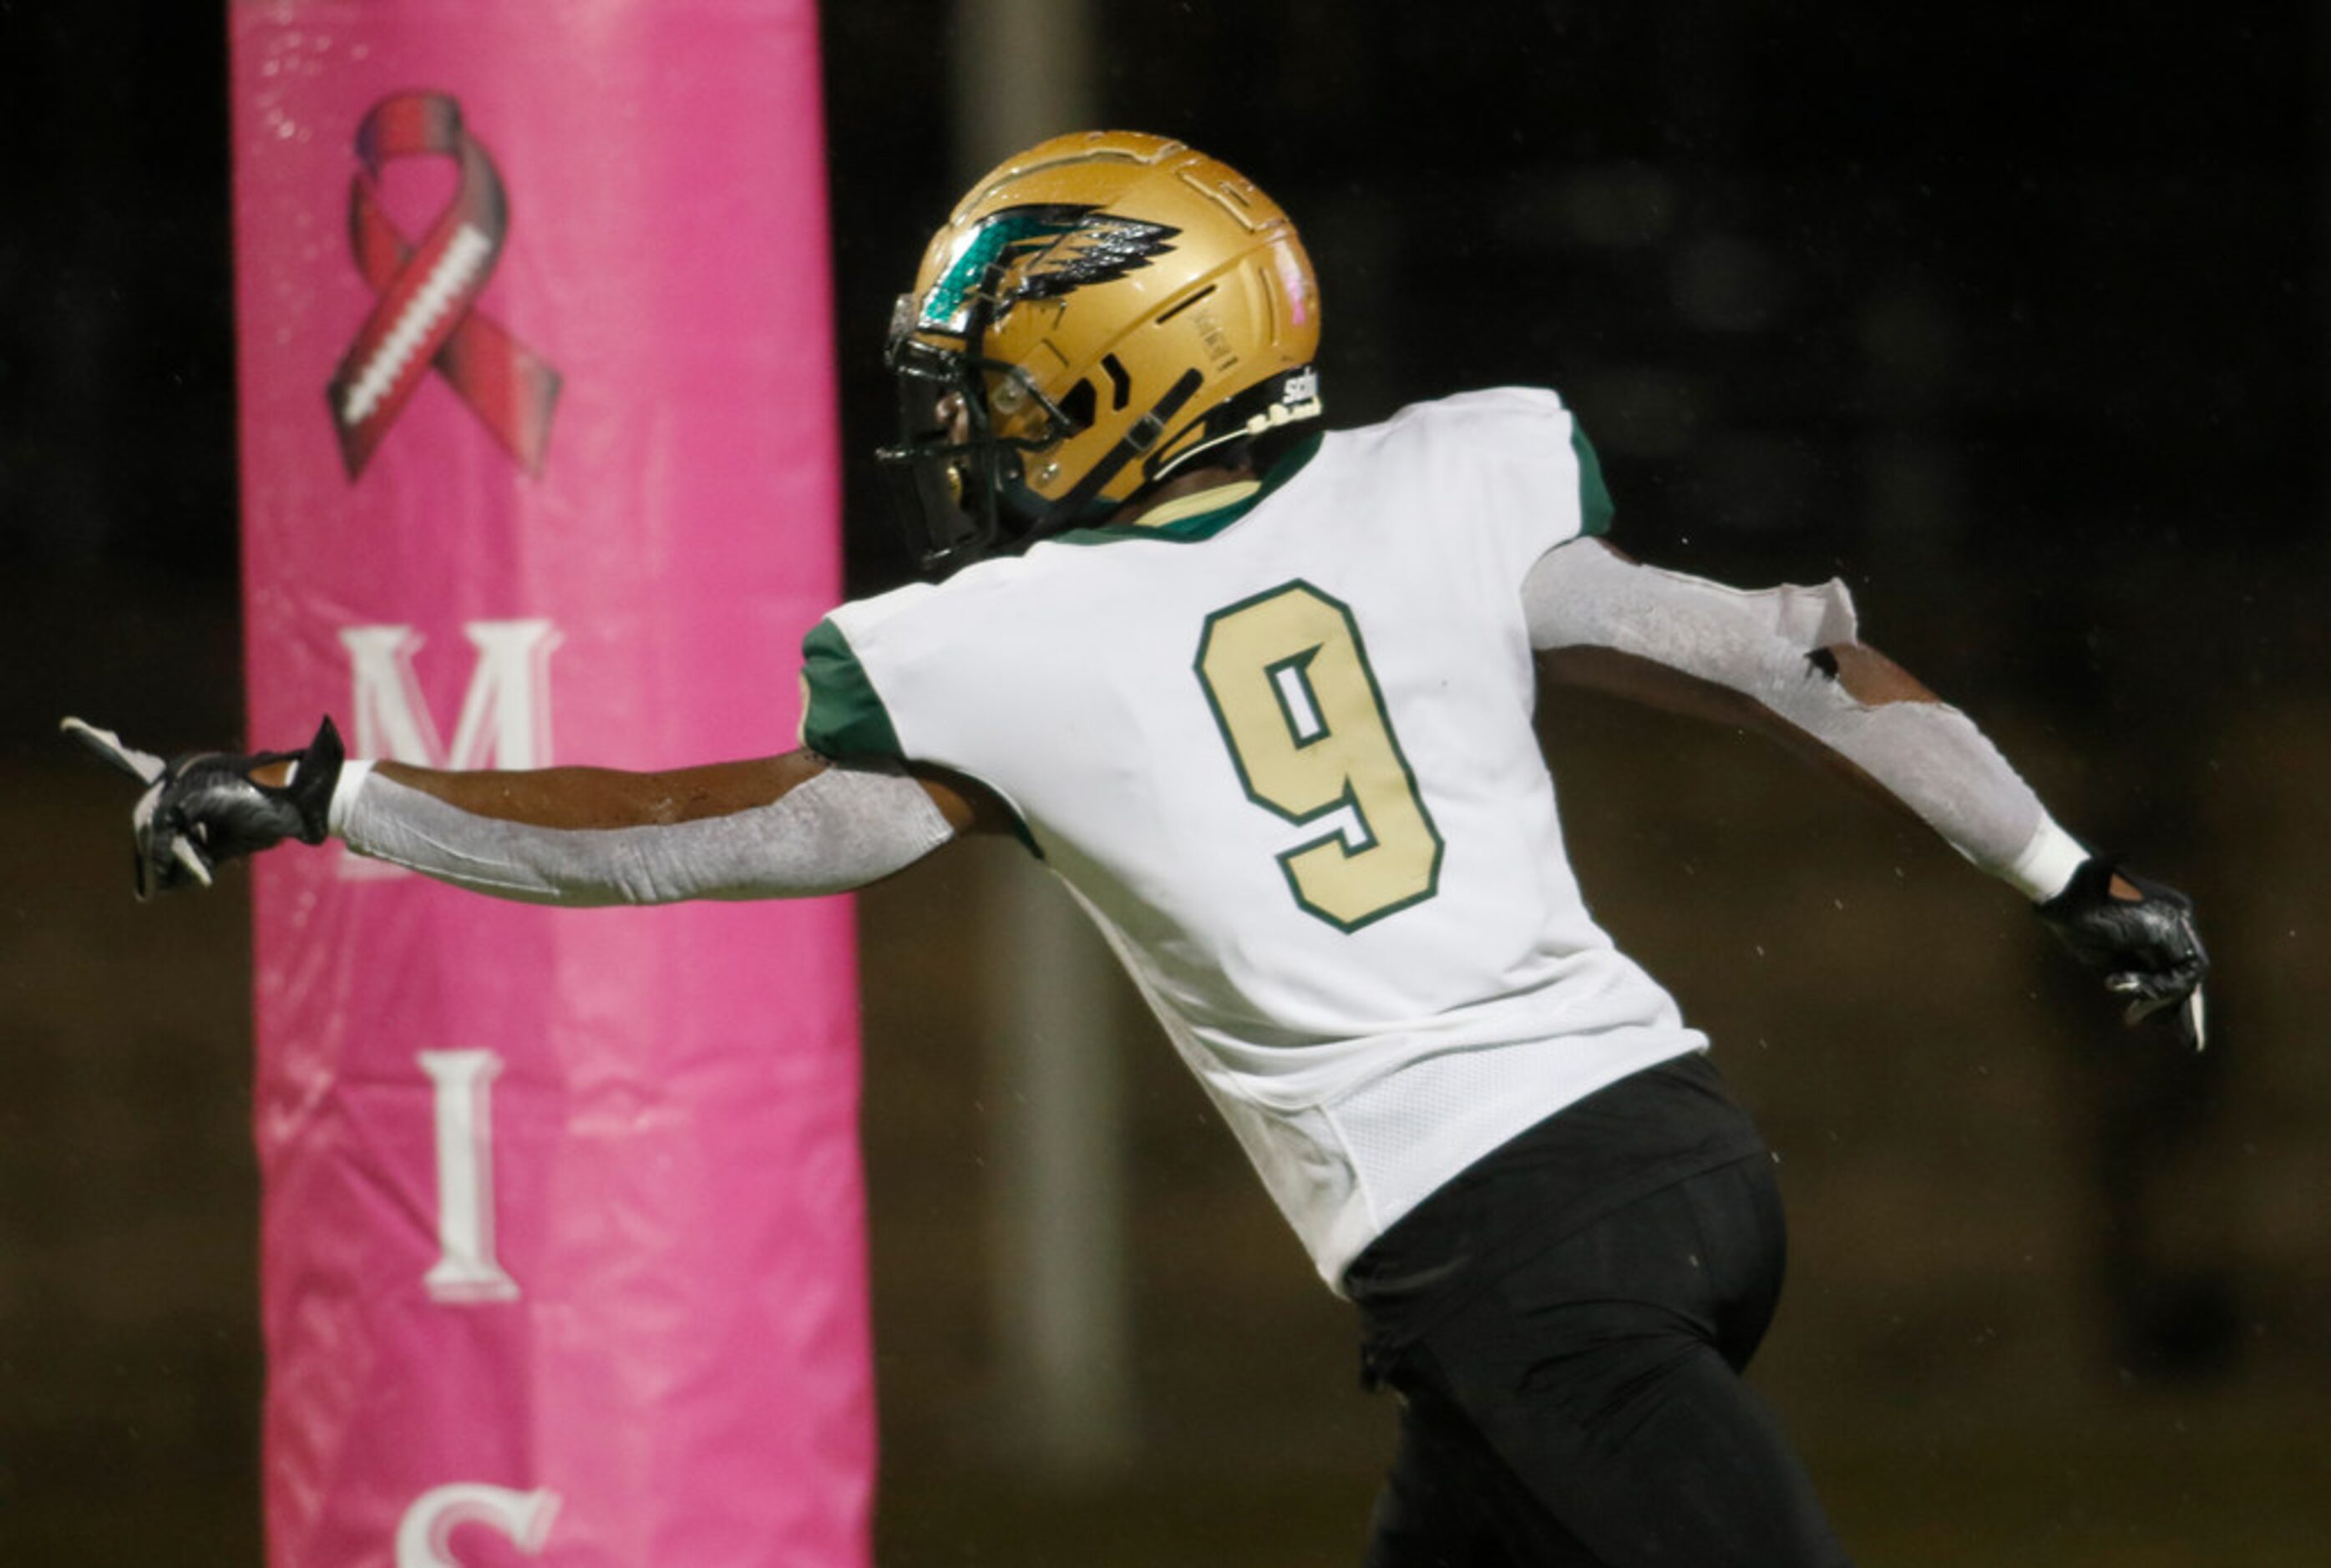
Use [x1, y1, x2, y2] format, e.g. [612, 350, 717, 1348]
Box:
[1051, 432, 1325, 548]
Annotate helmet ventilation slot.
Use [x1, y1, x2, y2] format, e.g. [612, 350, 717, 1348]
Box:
[1101, 354, 1133, 412]
[1153, 284, 1217, 325]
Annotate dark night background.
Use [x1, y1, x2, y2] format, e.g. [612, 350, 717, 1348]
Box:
[5, 3, 2328, 1564]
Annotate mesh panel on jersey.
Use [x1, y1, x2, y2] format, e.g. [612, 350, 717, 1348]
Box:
[1328, 1046, 1568, 1235]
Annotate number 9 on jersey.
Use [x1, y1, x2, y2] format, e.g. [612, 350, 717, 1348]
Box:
[1195, 580, 1444, 931]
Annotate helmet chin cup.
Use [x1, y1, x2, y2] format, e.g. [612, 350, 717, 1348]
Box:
[876, 439, 991, 576]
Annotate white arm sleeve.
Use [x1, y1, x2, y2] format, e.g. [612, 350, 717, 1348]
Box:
[327, 759, 956, 905]
[1523, 541, 2087, 901]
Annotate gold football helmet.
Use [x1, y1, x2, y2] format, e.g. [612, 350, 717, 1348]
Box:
[879, 131, 1323, 573]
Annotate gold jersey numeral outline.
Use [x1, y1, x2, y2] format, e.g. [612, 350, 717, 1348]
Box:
[1194, 579, 1444, 931]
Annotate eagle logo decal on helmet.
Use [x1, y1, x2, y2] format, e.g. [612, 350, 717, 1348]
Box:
[918, 204, 1181, 336]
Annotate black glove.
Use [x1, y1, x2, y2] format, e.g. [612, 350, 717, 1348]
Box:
[61, 715, 345, 898]
[2035, 857, 2209, 1050]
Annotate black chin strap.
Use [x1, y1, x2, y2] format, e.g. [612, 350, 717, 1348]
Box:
[1030, 368, 1207, 539]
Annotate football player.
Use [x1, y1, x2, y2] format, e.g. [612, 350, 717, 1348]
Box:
[73, 132, 2206, 1567]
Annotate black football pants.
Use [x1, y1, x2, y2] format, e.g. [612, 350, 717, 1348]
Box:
[1361, 1156, 1852, 1567]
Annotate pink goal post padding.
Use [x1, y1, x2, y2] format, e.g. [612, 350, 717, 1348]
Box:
[228, 3, 870, 1565]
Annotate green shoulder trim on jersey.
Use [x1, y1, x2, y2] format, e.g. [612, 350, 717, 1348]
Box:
[1570, 419, 1614, 538]
[800, 617, 1048, 860]
[1053, 432, 1325, 548]
[798, 619, 904, 761]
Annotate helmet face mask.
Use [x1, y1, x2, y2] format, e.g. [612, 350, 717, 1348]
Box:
[875, 133, 1323, 576]
[877, 289, 1087, 574]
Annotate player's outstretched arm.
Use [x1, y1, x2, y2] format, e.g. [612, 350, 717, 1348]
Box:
[1524, 539, 2207, 1045]
[328, 749, 986, 904]
[63, 715, 995, 906]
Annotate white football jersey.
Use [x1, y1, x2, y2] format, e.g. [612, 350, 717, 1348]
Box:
[803, 387, 1705, 1287]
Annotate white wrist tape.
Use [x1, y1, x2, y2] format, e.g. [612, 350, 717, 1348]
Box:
[327, 760, 374, 837]
[1524, 541, 2083, 901]
[1998, 816, 2089, 903]
[332, 760, 955, 904]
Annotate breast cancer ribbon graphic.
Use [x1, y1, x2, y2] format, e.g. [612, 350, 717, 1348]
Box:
[327, 92, 561, 479]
